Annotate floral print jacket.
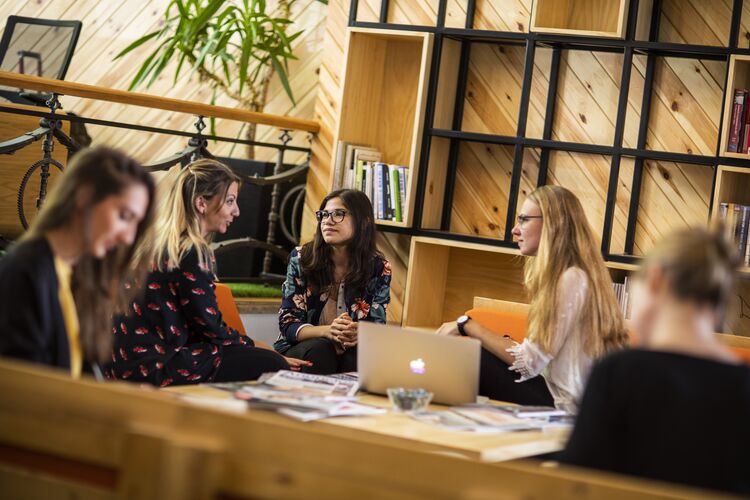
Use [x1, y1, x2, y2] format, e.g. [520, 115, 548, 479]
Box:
[274, 247, 391, 353]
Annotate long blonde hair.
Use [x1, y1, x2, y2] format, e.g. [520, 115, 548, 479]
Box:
[146, 159, 239, 272]
[24, 146, 156, 364]
[524, 185, 628, 356]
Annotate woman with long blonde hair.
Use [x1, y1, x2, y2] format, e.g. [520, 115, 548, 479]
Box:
[438, 185, 628, 412]
[111, 159, 293, 386]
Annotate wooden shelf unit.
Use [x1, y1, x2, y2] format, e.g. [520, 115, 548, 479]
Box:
[530, 0, 631, 39]
[402, 237, 639, 329]
[332, 28, 433, 227]
[321, 1, 750, 336]
[720, 56, 750, 158]
[712, 165, 750, 275]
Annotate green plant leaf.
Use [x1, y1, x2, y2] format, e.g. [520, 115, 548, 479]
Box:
[114, 30, 161, 60]
[128, 40, 169, 90]
[188, 0, 226, 39]
[147, 43, 176, 87]
[271, 56, 295, 105]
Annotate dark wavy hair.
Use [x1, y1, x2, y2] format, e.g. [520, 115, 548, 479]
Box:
[299, 189, 381, 299]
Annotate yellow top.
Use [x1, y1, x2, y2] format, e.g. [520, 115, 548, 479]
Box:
[53, 256, 82, 379]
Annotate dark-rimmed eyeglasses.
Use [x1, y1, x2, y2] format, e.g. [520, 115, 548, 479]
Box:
[516, 214, 543, 227]
[315, 209, 348, 223]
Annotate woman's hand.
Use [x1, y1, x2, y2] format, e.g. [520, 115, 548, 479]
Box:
[436, 320, 460, 337]
[332, 313, 358, 349]
[284, 356, 313, 372]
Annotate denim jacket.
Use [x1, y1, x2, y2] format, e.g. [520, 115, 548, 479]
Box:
[274, 247, 391, 353]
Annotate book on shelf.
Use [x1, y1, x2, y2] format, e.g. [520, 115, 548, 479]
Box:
[728, 89, 749, 153]
[717, 202, 750, 267]
[612, 276, 630, 319]
[390, 167, 402, 223]
[339, 142, 381, 191]
[349, 159, 409, 223]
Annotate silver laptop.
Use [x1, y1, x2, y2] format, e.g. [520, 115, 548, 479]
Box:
[358, 323, 481, 405]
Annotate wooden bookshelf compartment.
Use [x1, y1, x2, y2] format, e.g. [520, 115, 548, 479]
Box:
[332, 28, 433, 228]
[712, 165, 750, 275]
[720, 55, 750, 158]
[402, 237, 526, 329]
[530, 0, 630, 39]
[711, 166, 750, 220]
[402, 236, 643, 329]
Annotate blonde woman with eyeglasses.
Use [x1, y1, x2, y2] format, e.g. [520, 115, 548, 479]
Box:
[438, 185, 628, 413]
[275, 189, 391, 374]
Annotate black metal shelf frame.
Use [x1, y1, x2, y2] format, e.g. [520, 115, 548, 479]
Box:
[351, 0, 750, 267]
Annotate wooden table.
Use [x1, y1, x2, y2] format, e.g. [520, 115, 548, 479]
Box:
[165, 384, 569, 462]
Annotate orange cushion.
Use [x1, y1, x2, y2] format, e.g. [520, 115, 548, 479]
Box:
[214, 283, 246, 336]
[729, 346, 750, 365]
[463, 305, 750, 366]
[465, 307, 528, 343]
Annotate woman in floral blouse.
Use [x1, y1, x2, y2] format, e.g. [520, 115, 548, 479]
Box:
[275, 189, 391, 374]
[111, 159, 292, 386]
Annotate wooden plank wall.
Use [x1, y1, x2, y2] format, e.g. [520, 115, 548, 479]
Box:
[0, 0, 326, 166]
[305, 0, 750, 332]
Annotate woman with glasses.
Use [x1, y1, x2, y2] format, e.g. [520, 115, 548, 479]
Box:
[110, 159, 292, 386]
[438, 185, 628, 412]
[275, 189, 391, 374]
[562, 228, 749, 494]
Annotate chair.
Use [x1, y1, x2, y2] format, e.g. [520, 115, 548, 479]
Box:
[0, 15, 82, 105]
[214, 283, 247, 336]
[466, 296, 750, 363]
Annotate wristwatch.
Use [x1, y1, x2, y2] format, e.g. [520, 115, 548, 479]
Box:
[456, 315, 471, 336]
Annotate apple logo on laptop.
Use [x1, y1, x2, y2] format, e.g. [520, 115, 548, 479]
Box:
[409, 358, 426, 375]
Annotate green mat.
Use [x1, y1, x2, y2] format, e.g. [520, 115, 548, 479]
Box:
[224, 282, 283, 299]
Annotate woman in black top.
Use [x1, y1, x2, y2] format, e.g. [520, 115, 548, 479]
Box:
[0, 147, 155, 377]
[561, 228, 750, 495]
[111, 159, 298, 386]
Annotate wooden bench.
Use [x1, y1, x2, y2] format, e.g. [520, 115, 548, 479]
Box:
[0, 358, 724, 499]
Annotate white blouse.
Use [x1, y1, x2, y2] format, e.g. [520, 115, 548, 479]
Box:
[506, 267, 591, 414]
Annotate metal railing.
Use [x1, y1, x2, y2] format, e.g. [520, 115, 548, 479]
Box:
[0, 71, 318, 281]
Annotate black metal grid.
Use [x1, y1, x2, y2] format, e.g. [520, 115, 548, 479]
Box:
[350, 0, 750, 267]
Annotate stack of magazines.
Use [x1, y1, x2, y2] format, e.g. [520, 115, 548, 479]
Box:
[410, 404, 572, 433]
[210, 370, 385, 422]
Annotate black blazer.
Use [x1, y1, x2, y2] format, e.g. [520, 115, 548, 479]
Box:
[0, 237, 70, 370]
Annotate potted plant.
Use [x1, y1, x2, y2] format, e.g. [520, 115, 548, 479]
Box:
[115, 0, 326, 157]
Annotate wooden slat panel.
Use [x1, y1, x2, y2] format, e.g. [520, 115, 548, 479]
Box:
[659, 0, 730, 47]
[552, 51, 623, 146]
[387, 0, 437, 26]
[462, 43, 524, 136]
[450, 142, 513, 238]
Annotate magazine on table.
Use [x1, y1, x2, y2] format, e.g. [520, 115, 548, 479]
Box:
[206, 370, 379, 421]
[211, 370, 359, 398]
[410, 404, 572, 432]
[258, 370, 360, 397]
[489, 404, 568, 419]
